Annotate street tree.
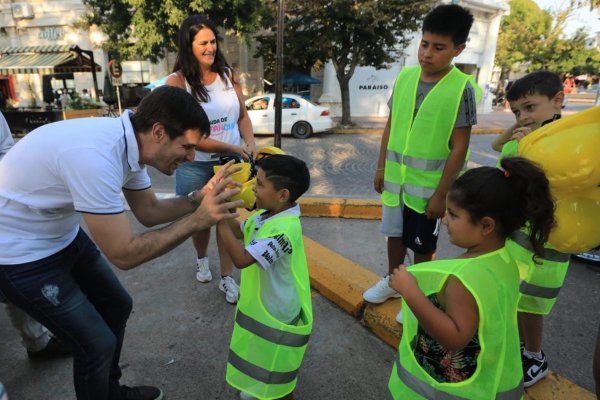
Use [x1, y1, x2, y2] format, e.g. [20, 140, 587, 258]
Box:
[256, 0, 433, 125]
[80, 0, 265, 62]
[495, 0, 553, 78]
[496, 0, 599, 76]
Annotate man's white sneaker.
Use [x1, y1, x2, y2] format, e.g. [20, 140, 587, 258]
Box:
[363, 275, 401, 303]
[239, 392, 256, 400]
[219, 275, 239, 304]
[196, 257, 212, 282]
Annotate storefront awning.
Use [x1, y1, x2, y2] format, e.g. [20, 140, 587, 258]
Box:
[0, 45, 101, 75]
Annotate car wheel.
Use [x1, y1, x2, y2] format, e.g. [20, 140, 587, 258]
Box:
[572, 249, 600, 266]
[291, 121, 312, 139]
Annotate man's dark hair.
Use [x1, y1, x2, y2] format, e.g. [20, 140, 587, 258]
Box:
[130, 86, 210, 140]
[506, 71, 563, 102]
[422, 4, 474, 46]
[256, 154, 310, 203]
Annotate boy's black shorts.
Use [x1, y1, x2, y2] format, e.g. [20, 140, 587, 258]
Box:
[402, 206, 441, 254]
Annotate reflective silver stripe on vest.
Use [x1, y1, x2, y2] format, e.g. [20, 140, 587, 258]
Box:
[383, 181, 402, 195]
[395, 358, 523, 399]
[510, 231, 570, 263]
[228, 349, 299, 384]
[236, 310, 310, 347]
[519, 280, 561, 299]
[386, 149, 403, 164]
[403, 184, 435, 199]
[385, 150, 447, 171]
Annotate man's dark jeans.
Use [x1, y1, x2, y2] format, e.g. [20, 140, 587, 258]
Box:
[0, 228, 132, 400]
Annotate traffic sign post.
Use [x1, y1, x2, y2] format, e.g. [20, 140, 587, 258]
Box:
[108, 60, 123, 115]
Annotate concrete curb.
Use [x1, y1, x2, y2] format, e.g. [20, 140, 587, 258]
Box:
[300, 196, 595, 399]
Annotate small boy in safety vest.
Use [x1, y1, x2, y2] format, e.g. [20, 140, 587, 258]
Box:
[217, 154, 312, 400]
[491, 70, 569, 387]
[364, 4, 482, 322]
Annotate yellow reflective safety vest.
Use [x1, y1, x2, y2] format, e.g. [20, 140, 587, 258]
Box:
[387, 248, 524, 399]
[499, 142, 570, 314]
[382, 66, 482, 212]
[506, 232, 570, 315]
[226, 210, 313, 400]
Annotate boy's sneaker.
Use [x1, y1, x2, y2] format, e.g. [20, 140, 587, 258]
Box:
[522, 350, 549, 387]
[117, 385, 163, 400]
[395, 309, 403, 324]
[196, 257, 212, 282]
[239, 392, 257, 400]
[219, 275, 239, 304]
[363, 275, 401, 303]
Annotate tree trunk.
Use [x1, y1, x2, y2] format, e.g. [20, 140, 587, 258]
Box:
[337, 76, 351, 125]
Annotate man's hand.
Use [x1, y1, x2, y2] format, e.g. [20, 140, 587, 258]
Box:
[425, 191, 446, 219]
[193, 179, 243, 230]
[511, 126, 533, 142]
[202, 160, 242, 197]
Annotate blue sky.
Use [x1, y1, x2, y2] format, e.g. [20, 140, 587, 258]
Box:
[533, 0, 600, 36]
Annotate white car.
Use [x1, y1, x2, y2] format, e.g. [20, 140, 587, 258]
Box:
[245, 93, 334, 139]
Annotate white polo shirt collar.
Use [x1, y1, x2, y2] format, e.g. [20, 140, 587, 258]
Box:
[122, 110, 143, 172]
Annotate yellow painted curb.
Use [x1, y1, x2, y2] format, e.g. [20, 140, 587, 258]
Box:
[299, 197, 381, 219]
[363, 299, 403, 348]
[304, 235, 379, 316]
[525, 371, 596, 399]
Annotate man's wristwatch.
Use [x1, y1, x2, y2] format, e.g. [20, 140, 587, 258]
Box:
[186, 190, 200, 208]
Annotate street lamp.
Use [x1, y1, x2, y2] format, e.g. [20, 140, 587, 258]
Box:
[274, 0, 284, 148]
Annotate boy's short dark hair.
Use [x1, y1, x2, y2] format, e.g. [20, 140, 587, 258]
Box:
[256, 154, 310, 203]
[422, 4, 474, 46]
[506, 71, 563, 102]
[130, 86, 211, 140]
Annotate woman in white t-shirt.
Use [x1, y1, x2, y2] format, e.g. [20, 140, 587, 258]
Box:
[166, 15, 255, 304]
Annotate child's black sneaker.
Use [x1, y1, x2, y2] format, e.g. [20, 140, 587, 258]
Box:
[118, 385, 163, 400]
[522, 350, 548, 387]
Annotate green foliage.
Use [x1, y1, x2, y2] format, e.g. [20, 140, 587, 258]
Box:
[256, 0, 433, 123]
[496, 0, 600, 76]
[81, 0, 265, 62]
[495, 0, 552, 73]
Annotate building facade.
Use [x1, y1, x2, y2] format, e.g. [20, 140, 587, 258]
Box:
[0, 0, 262, 108]
[318, 0, 509, 117]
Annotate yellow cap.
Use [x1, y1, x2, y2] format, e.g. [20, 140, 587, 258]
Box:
[213, 162, 251, 183]
[229, 178, 257, 209]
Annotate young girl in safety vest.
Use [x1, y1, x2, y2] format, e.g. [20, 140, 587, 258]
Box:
[387, 156, 556, 399]
[217, 154, 312, 400]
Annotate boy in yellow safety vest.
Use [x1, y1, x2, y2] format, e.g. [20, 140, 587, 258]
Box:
[491, 70, 569, 387]
[364, 4, 482, 322]
[217, 154, 312, 400]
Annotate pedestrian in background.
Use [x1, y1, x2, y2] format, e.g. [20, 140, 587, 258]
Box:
[364, 4, 481, 324]
[166, 15, 256, 304]
[0, 111, 71, 360]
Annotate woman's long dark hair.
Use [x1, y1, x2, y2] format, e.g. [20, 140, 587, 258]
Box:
[448, 157, 555, 260]
[173, 15, 234, 103]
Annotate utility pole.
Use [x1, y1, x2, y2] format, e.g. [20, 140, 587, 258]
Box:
[274, 0, 284, 148]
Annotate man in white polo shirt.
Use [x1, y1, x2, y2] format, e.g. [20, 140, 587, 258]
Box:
[0, 86, 243, 400]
